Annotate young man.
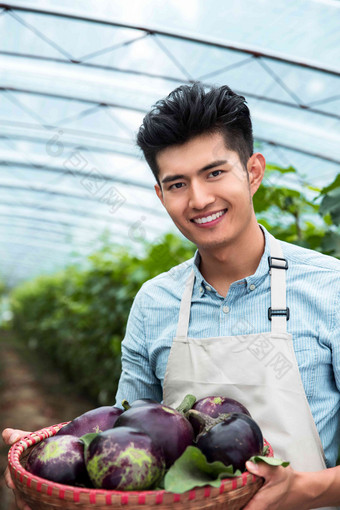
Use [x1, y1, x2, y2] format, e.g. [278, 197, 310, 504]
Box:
[3, 83, 340, 509]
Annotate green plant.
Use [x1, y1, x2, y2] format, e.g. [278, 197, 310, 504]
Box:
[9, 166, 340, 404]
[10, 234, 195, 404]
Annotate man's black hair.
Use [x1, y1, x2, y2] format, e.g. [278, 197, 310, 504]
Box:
[136, 82, 254, 185]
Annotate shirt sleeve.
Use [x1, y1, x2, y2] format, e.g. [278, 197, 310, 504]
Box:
[114, 288, 162, 408]
[331, 290, 340, 392]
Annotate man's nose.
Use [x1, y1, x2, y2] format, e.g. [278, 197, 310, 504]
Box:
[188, 182, 215, 210]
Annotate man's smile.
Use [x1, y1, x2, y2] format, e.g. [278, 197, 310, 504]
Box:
[190, 208, 228, 226]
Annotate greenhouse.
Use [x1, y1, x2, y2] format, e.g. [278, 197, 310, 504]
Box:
[0, 0, 339, 287]
[0, 1, 339, 508]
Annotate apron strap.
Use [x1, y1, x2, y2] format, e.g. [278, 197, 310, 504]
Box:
[176, 234, 289, 337]
[268, 234, 289, 334]
[175, 269, 195, 338]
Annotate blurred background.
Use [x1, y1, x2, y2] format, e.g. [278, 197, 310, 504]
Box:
[0, 0, 339, 507]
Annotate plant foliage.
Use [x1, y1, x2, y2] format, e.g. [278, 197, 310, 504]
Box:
[9, 165, 340, 404]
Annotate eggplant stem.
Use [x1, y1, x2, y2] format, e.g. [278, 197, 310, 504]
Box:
[185, 409, 213, 426]
[186, 410, 232, 441]
[121, 399, 131, 411]
[176, 394, 196, 414]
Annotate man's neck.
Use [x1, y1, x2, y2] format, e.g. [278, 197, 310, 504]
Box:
[198, 223, 265, 296]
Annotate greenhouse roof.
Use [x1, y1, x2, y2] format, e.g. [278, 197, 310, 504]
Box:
[0, 0, 339, 286]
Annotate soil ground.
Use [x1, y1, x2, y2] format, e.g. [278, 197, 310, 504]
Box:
[0, 330, 97, 510]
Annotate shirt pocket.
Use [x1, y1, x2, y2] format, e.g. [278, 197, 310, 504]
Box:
[293, 346, 317, 399]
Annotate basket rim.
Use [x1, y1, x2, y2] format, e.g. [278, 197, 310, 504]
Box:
[8, 423, 271, 503]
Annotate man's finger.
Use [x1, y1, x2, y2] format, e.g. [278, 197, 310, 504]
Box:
[2, 428, 17, 443]
[3, 427, 34, 510]
[14, 490, 32, 510]
[246, 460, 277, 479]
[2, 428, 30, 445]
[4, 466, 16, 490]
[4, 464, 32, 510]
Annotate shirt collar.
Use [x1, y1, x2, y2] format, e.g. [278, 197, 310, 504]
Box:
[191, 223, 272, 297]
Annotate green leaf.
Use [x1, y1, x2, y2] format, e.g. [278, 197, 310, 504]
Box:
[307, 185, 321, 193]
[164, 446, 241, 494]
[265, 163, 296, 174]
[320, 173, 340, 194]
[80, 433, 99, 450]
[262, 445, 269, 456]
[322, 230, 340, 257]
[249, 455, 290, 467]
[319, 188, 340, 225]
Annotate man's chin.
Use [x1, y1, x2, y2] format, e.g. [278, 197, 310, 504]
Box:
[195, 237, 233, 252]
[174, 226, 232, 251]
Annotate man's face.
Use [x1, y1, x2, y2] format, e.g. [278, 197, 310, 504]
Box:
[154, 132, 264, 252]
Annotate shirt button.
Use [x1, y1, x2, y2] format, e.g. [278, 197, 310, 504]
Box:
[199, 286, 204, 293]
[205, 285, 212, 291]
[222, 306, 230, 314]
[249, 284, 256, 291]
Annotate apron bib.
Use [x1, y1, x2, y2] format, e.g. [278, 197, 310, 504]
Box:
[163, 234, 336, 510]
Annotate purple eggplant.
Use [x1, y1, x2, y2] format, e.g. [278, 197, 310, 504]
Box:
[189, 396, 251, 438]
[193, 396, 251, 417]
[85, 427, 165, 490]
[195, 412, 263, 471]
[114, 402, 194, 468]
[56, 406, 123, 437]
[25, 434, 91, 486]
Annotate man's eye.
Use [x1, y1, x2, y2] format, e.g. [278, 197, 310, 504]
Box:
[209, 170, 222, 177]
[169, 182, 184, 190]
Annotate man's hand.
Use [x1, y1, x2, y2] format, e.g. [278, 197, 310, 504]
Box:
[244, 460, 309, 510]
[2, 428, 32, 510]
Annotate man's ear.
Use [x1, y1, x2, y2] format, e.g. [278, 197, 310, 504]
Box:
[247, 152, 266, 196]
[154, 183, 165, 206]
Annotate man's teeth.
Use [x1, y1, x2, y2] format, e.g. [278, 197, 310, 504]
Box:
[193, 210, 226, 224]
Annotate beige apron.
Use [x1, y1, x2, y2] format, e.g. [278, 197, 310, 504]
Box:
[163, 234, 336, 510]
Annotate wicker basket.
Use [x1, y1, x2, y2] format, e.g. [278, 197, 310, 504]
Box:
[9, 423, 273, 510]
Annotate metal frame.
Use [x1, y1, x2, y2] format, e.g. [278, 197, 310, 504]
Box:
[1, 3, 338, 75]
[0, 1, 339, 285]
[0, 198, 167, 232]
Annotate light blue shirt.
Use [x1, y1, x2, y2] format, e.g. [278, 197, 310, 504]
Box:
[115, 224, 340, 467]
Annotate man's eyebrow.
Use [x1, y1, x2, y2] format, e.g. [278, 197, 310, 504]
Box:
[161, 160, 228, 184]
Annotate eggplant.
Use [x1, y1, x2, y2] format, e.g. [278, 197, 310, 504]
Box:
[56, 406, 123, 437]
[189, 396, 251, 438]
[193, 396, 251, 417]
[85, 426, 165, 490]
[25, 434, 90, 486]
[195, 412, 263, 472]
[114, 401, 194, 468]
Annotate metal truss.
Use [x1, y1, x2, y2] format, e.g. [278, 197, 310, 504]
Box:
[0, 181, 168, 219]
[0, 1, 339, 285]
[0, 209, 161, 239]
[0, 197, 166, 233]
[0, 3, 338, 75]
[0, 157, 152, 191]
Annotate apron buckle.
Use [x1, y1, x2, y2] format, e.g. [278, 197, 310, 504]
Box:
[268, 307, 290, 320]
[268, 256, 288, 270]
